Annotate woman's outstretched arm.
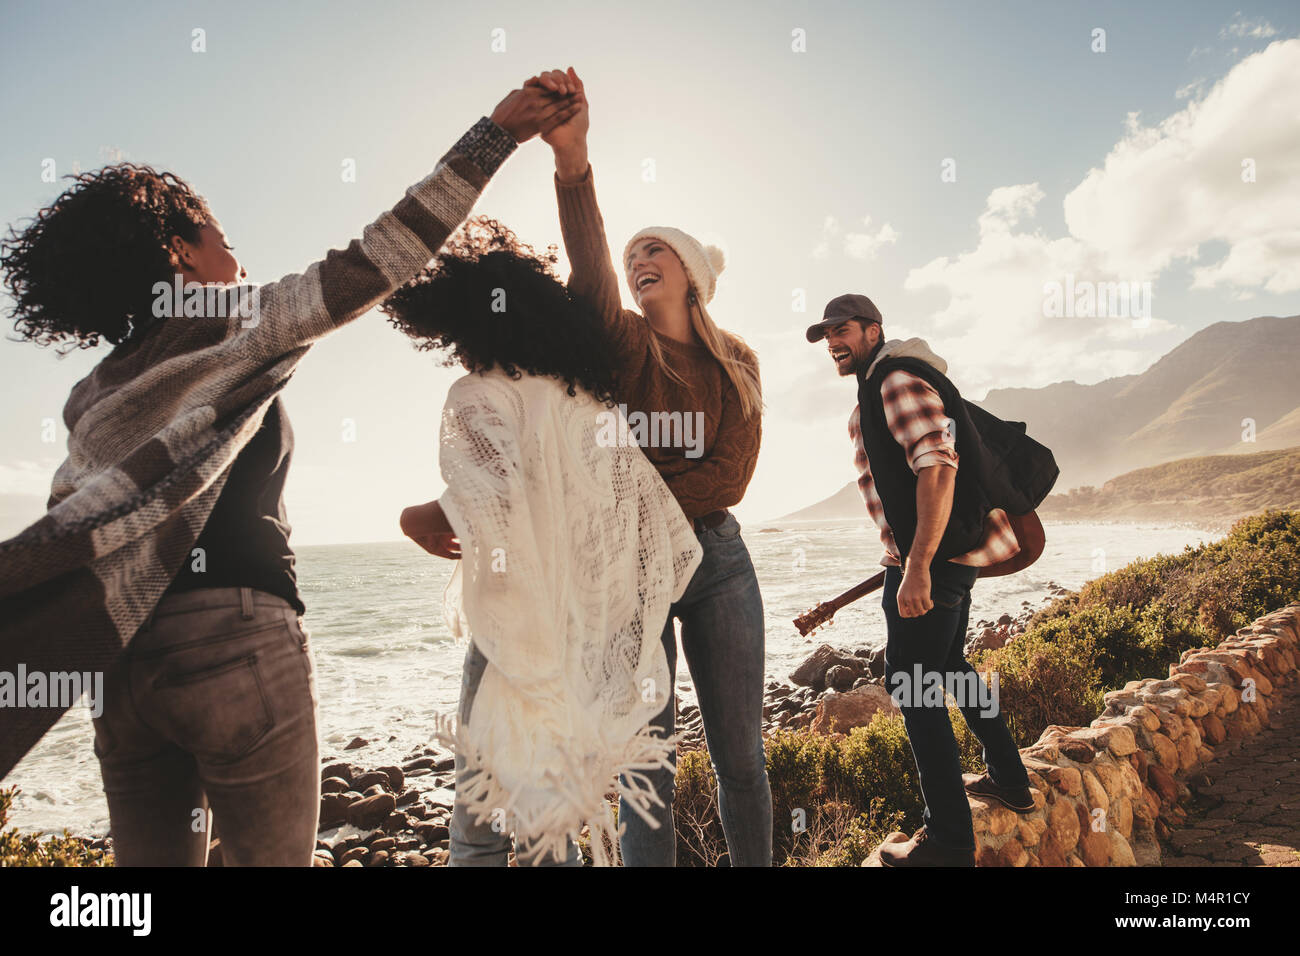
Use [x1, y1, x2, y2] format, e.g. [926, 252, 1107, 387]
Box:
[532, 68, 645, 349]
[231, 85, 582, 361]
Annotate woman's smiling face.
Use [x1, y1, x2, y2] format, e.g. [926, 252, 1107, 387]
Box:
[625, 237, 691, 309]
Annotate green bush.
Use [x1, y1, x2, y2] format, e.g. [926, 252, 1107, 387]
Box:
[678, 709, 984, 867]
[0, 787, 111, 867]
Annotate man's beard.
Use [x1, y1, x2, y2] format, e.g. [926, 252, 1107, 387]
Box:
[853, 338, 886, 376]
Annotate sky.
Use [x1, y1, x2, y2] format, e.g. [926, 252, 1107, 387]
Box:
[1, 0, 1297, 543]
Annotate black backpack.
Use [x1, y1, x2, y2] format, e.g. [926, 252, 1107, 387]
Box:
[963, 400, 1060, 516]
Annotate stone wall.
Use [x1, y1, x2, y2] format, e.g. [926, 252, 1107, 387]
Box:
[867, 601, 1300, 866]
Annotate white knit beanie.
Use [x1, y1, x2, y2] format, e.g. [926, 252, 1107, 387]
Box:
[623, 227, 726, 304]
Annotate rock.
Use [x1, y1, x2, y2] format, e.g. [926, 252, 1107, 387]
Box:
[368, 849, 390, 867]
[311, 850, 335, 867]
[321, 776, 350, 795]
[866, 648, 885, 679]
[347, 792, 397, 829]
[996, 839, 1027, 867]
[369, 837, 397, 852]
[810, 683, 900, 735]
[1078, 829, 1111, 867]
[319, 792, 354, 829]
[402, 851, 431, 867]
[354, 770, 392, 792]
[395, 789, 420, 808]
[403, 756, 436, 772]
[1200, 713, 1227, 745]
[1048, 797, 1080, 852]
[340, 846, 369, 866]
[344, 737, 369, 751]
[1151, 733, 1179, 772]
[320, 761, 354, 783]
[416, 822, 450, 845]
[967, 626, 1009, 655]
[1036, 827, 1067, 867]
[1146, 765, 1177, 805]
[1057, 738, 1096, 763]
[384, 812, 412, 831]
[432, 754, 456, 773]
[791, 644, 863, 691]
[825, 665, 858, 692]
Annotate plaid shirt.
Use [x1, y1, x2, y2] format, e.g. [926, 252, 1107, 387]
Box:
[850, 370, 1020, 568]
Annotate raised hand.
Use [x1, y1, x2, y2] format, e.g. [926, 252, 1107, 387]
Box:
[525, 67, 589, 180]
[489, 83, 581, 144]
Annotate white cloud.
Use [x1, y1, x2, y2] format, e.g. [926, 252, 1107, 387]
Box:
[1065, 39, 1300, 285]
[812, 214, 899, 261]
[1222, 15, 1277, 40]
[901, 39, 1299, 396]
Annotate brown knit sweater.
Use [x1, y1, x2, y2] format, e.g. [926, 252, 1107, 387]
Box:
[555, 167, 761, 520]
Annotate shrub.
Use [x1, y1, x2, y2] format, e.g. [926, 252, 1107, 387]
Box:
[0, 787, 112, 867]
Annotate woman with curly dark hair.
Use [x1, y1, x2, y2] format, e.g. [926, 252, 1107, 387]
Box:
[0, 84, 582, 865]
[386, 217, 701, 867]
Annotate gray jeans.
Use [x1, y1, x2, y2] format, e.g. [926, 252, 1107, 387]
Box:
[92, 587, 320, 866]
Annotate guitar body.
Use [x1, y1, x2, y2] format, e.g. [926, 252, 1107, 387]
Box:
[976, 510, 1045, 578]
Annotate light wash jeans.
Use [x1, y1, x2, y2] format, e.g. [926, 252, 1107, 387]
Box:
[618, 512, 773, 867]
[92, 587, 320, 866]
[448, 641, 583, 866]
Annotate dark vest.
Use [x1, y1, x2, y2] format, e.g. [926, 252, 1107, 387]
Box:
[856, 355, 1060, 567]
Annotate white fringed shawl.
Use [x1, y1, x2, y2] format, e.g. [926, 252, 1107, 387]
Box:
[434, 368, 702, 865]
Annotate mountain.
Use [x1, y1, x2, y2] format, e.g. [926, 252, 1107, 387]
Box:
[775, 314, 1300, 520]
[1036, 446, 1300, 524]
[980, 314, 1300, 491]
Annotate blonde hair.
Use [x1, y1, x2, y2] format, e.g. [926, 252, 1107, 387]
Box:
[644, 290, 763, 421]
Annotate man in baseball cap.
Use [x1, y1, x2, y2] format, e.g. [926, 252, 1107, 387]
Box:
[810, 292, 1037, 867]
[808, 293, 886, 379]
[805, 293, 883, 343]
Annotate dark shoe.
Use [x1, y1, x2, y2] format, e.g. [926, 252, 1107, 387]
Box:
[879, 827, 975, 868]
[963, 771, 1035, 813]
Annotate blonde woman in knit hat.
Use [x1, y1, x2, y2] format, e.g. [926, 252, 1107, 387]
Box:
[528, 66, 771, 867]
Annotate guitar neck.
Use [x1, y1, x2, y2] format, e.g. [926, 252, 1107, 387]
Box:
[828, 570, 887, 612]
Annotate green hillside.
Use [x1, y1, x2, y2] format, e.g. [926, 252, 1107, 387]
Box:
[1039, 446, 1300, 523]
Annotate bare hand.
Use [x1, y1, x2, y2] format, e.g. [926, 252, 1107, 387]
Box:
[897, 565, 932, 618]
[400, 500, 461, 560]
[489, 84, 582, 144]
[525, 67, 589, 173]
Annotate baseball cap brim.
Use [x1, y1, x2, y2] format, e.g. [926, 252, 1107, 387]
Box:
[806, 316, 879, 343]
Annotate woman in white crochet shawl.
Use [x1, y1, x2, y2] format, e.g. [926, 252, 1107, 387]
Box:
[385, 218, 702, 866]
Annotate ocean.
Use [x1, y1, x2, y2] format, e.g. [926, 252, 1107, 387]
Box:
[5, 518, 1223, 836]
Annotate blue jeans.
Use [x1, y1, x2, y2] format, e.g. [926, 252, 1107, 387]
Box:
[618, 512, 773, 867]
[92, 587, 320, 866]
[882, 561, 1030, 850]
[449, 641, 582, 866]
